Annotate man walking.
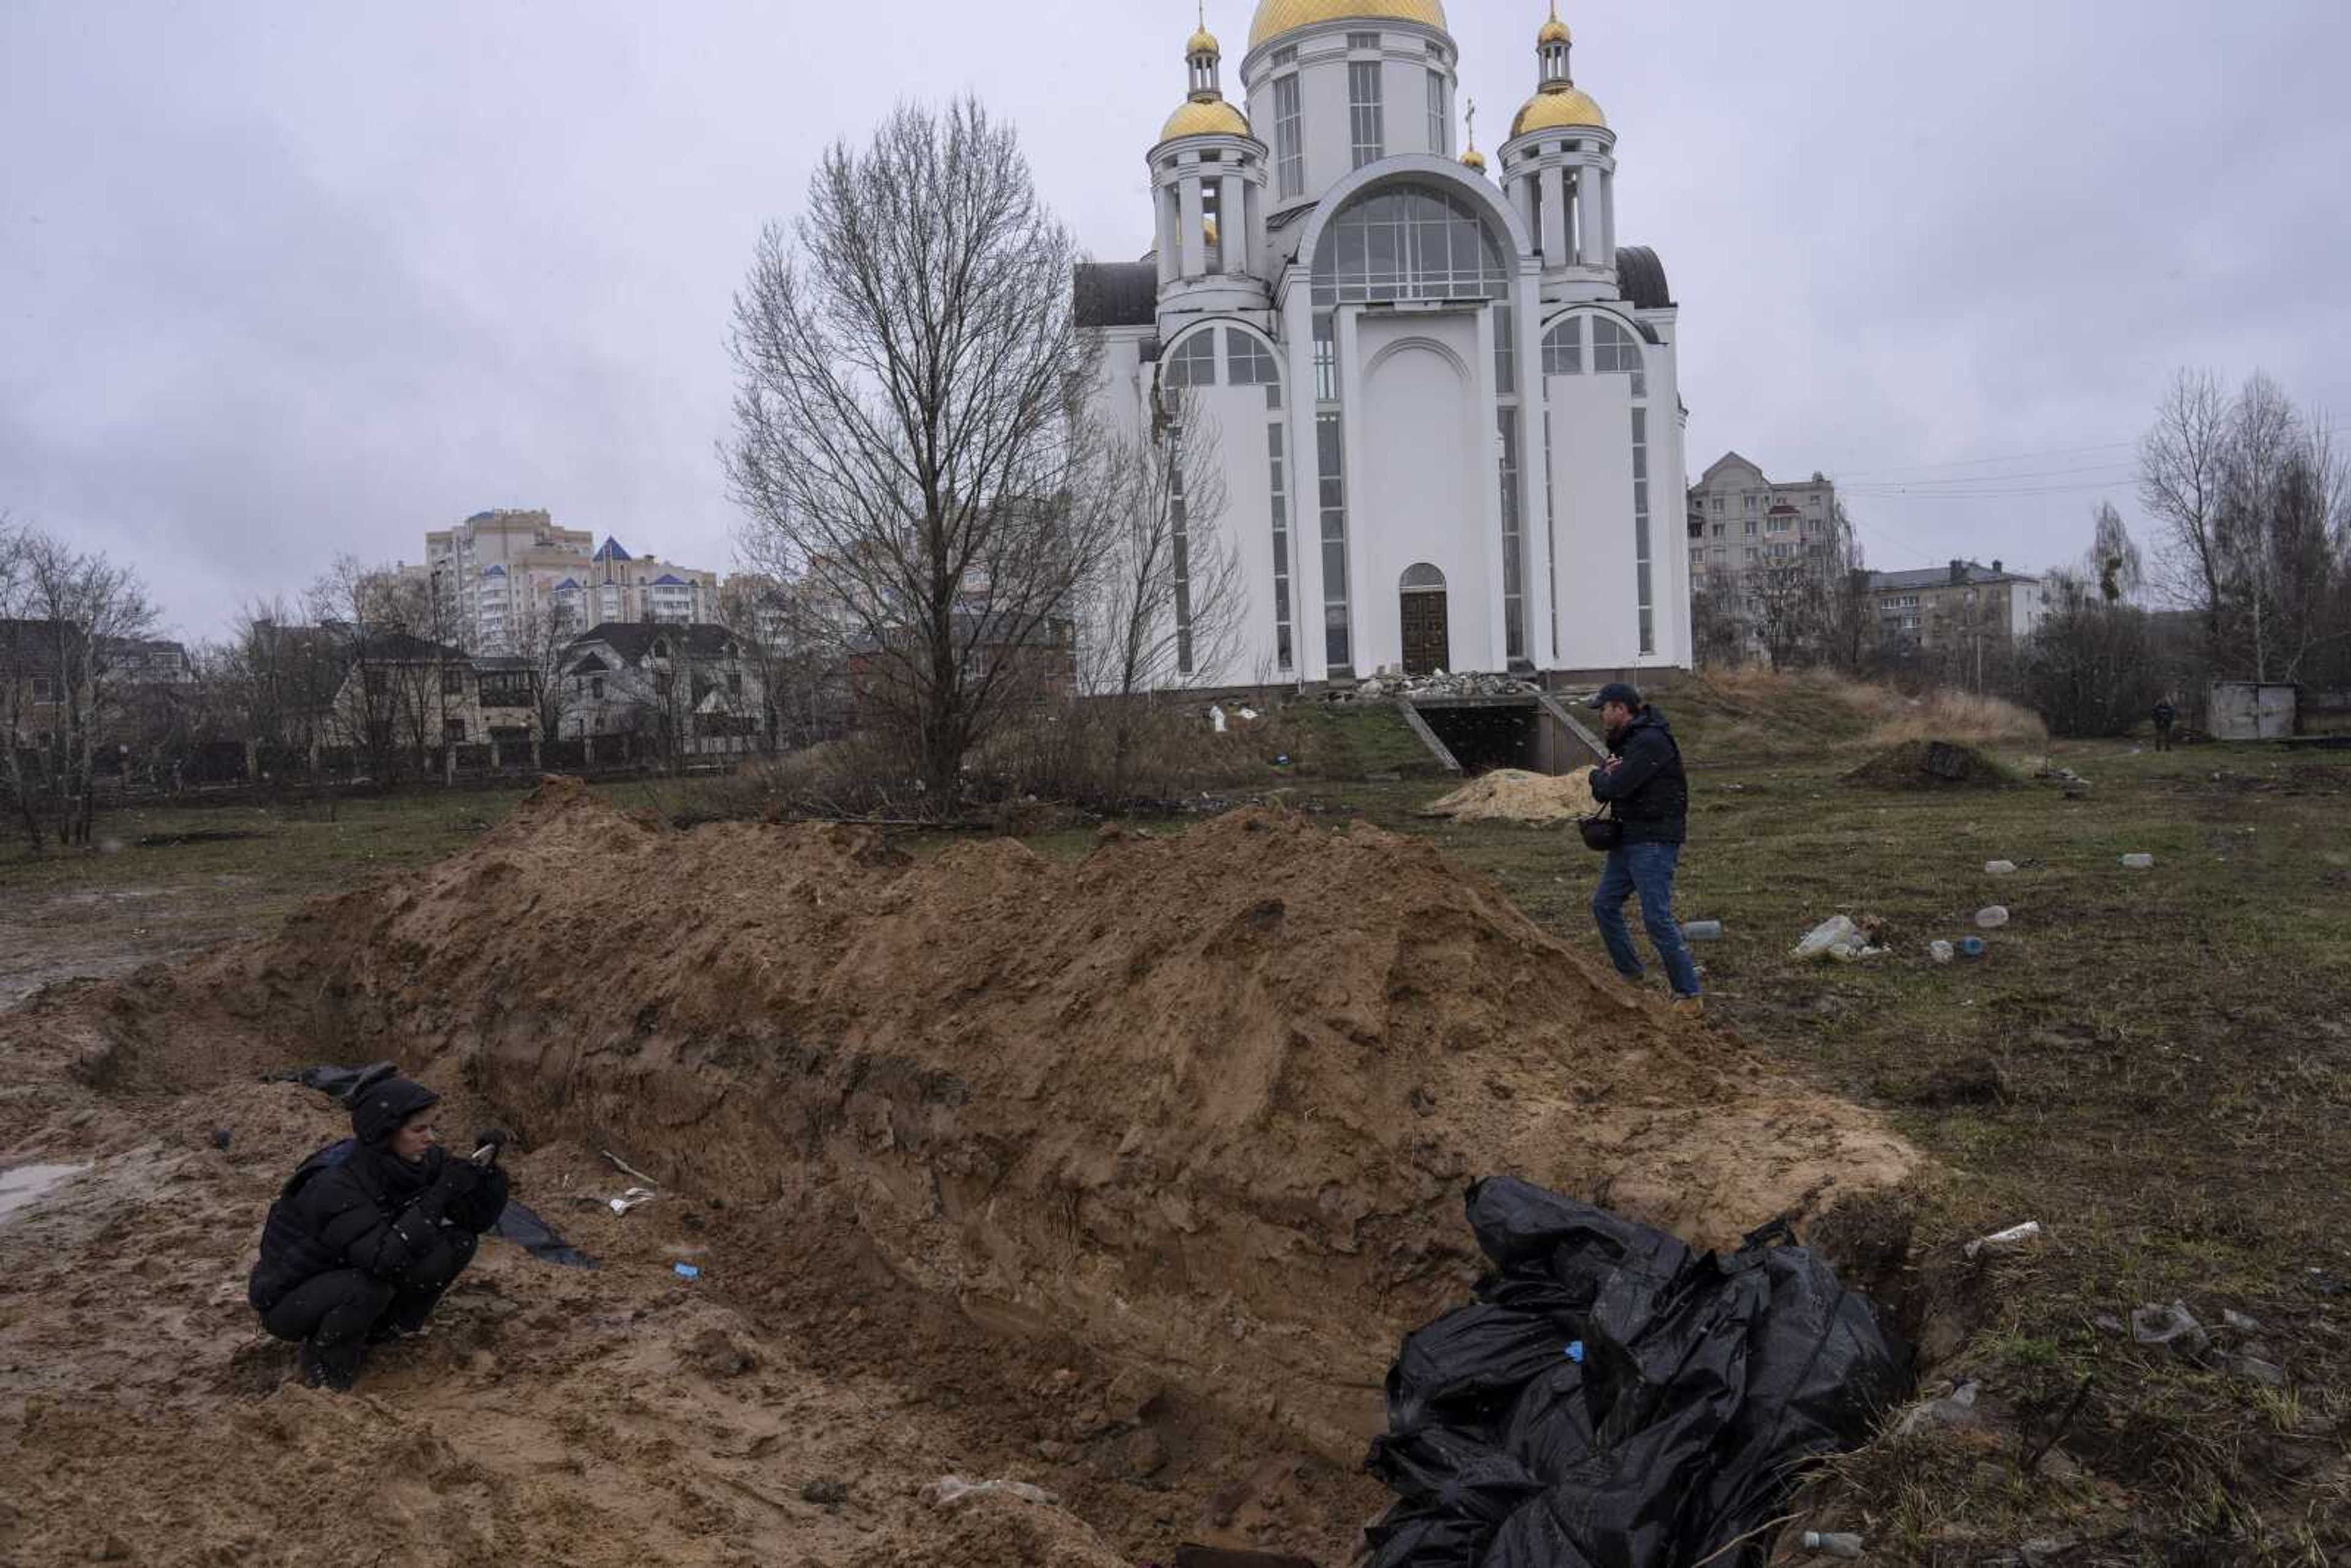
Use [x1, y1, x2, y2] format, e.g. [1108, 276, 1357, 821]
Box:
[1586, 682, 1701, 1011]
[2151, 696, 2177, 752]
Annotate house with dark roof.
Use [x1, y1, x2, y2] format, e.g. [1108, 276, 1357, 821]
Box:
[557, 621, 766, 758]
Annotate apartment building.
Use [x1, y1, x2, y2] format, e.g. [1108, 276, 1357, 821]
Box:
[1685, 452, 1843, 604]
[1869, 559, 2045, 650]
[423, 511, 719, 655]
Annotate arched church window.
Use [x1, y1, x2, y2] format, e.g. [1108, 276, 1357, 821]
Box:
[1540, 317, 1583, 376]
[1165, 331, 1218, 388]
[1312, 184, 1509, 307]
[1226, 329, 1278, 389]
[1591, 317, 1648, 397]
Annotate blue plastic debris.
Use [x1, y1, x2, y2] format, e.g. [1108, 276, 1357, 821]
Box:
[673, 1262, 701, 1280]
[1564, 1341, 1586, 1364]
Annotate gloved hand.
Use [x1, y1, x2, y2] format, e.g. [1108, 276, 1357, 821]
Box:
[471, 1128, 511, 1164]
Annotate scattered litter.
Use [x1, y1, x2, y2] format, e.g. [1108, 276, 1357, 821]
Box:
[1209, 705, 1229, 734]
[209, 1127, 233, 1152]
[1929, 940, 1955, 965]
[801, 1479, 849, 1507]
[489, 1201, 597, 1269]
[2223, 1354, 2286, 1388]
[608, 1187, 658, 1216]
[921, 1476, 1057, 1509]
[673, 1262, 701, 1281]
[1237, 707, 1260, 722]
[1985, 860, 2018, 876]
[1562, 1340, 1584, 1364]
[1360, 1178, 1912, 1568]
[1682, 920, 1725, 942]
[2130, 1300, 2209, 1360]
[1965, 1220, 2045, 1260]
[1801, 1533, 1865, 1560]
[1894, 1378, 1979, 1438]
[1975, 906, 2011, 930]
[1794, 915, 1867, 962]
[2120, 853, 2156, 869]
[1421, 769, 1599, 825]
[1958, 937, 1988, 960]
[2222, 1309, 2265, 1335]
[1327, 670, 1539, 705]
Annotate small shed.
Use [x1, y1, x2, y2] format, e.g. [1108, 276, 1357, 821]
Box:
[2207, 681, 2298, 741]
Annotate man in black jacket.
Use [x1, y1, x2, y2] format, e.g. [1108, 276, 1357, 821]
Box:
[248, 1076, 509, 1390]
[1586, 682, 1701, 1009]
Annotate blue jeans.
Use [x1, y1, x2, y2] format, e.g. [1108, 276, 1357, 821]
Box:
[1592, 841, 1701, 997]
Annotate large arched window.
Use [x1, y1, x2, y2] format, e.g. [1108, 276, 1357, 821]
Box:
[1313, 184, 1510, 307]
[1539, 313, 1645, 396]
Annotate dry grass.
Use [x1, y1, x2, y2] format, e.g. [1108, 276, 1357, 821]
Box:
[1666, 668, 2047, 758]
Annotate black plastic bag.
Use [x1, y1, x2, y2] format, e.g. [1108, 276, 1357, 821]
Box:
[1365, 1177, 1913, 1568]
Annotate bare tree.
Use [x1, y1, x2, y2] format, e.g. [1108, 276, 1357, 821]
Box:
[1688, 581, 1746, 669]
[725, 97, 1112, 812]
[1746, 561, 1828, 672]
[1080, 383, 1241, 801]
[1815, 500, 1872, 672]
[2140, 370, 2233, 660]
[0, 524, 160, 849]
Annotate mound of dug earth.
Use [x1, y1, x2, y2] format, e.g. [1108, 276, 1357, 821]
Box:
[50, 782, 1916, 1465]
[1422, 767, 1599, 824]
[1843, 738, 2011, 790]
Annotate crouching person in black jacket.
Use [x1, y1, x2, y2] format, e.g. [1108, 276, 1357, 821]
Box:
[247, 1076, 509, 1390]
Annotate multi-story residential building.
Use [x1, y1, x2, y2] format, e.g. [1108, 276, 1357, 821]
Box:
[1868, 559, 2045, 651]
[424, 511, 720, 655]
[1685, 452, 1844, 606]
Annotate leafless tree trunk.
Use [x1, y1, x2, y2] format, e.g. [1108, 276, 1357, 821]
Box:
[2082, 500, 2144, 605]
[725, 96, 1112, 816]
[1079, 383, 1242, 804]
[2140, 369, 2232, 662]
[0, 522, 160, 849]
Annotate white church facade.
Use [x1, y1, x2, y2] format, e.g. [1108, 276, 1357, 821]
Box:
[1074, 1, 1692, 687]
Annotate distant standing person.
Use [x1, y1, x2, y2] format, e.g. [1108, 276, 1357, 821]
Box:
[1586, 682, 1701, 1012]
[2151, 697, 2177, 752]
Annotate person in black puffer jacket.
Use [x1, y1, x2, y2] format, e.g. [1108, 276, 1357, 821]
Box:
[248, 1076, 509, 1390]
[1586, 682, 1701, 1009]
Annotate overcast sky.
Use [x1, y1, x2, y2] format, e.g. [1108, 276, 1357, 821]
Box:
[5, 1, 2347, 641]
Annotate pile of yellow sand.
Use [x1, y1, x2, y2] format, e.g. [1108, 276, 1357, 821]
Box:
[1422, 768, 1600, 825]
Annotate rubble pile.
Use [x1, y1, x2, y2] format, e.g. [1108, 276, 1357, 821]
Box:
[1324, 671, 1543, 705]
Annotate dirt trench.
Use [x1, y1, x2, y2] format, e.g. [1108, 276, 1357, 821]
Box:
[0, 781, 1925, 1564]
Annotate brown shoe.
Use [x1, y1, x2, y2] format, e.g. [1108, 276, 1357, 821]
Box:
[1670, 996, 1705, 1018]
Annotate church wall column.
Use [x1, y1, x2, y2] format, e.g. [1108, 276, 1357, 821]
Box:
[1472, 306, 1510, 672]
[1246, 174, 1268, 280]
[1599, 168, 1618, 263]
[1337, 306, 1371, 674]
[1179, 174, 1207, 279]
[1577, 167, 1607, 268]
[1539, 164, 1569, 265]
[1220, 171, 1247, 274]
[1514, 270, 1556, 666]
[1156, 179, 1178, 287]
[1280, 273, 1327, 683]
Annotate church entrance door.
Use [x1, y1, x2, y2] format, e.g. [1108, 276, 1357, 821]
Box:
[1400, 564, 1449, 676]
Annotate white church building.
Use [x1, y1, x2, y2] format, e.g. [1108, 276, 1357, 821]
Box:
[1074, 1, 1691, 686]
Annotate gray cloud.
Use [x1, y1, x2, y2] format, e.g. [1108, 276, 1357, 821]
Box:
[4, 1, 2347, 638]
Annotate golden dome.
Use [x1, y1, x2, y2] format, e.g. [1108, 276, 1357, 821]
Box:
[1459, 146, 1488, 173]
[1188, 24, 1221, 54]
[1538, 17, 1571, 45]
[1512, 84, 1607, 136]
[1248, 0, 1449, 51]
[1160, 98, 1252, 142]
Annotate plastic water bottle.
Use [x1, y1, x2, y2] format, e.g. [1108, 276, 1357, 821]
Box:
[1801, 1534, 1864, 1561]
[1682, 920, 1725, 942]
[1984, 860, 2017, 876]
[1958, 937, 1987, 959]
[1929, 940, 1955, 964]
[1975, 906, 2011, 930]
[2121, 853, 2155, 869]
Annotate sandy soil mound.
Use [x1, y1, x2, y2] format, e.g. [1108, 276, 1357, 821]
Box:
[1422, 768, 1600, 824]
[1, 780, 1918, 1563]
[1842, 738, 2012, 790]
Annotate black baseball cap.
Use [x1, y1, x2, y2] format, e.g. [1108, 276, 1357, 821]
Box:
[1586, 681, 1643, 711]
